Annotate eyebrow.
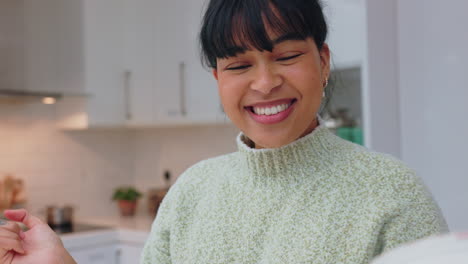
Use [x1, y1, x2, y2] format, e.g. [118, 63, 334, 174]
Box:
[224, 32, 306, 56]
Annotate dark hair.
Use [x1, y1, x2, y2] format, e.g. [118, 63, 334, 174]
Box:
[199, 0, 328, 69]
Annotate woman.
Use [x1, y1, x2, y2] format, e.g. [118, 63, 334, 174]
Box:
[142, 0, 447, 263]
[0, 0, 447, 263]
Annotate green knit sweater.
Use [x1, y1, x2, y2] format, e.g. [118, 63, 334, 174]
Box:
[141, 125, 448, 264]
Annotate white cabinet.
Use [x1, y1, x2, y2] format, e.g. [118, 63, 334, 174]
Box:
[54, 0, 226, 129]
[116, 229, 148, 264]
[183, 0, 226, 123]
[69, 244, 119, 264]
[62, 229, 147, 264]
[1, 0, 125, 125]
[118, 243, 145, 264]
[123, 0, 188, 125]
[323, 0, 366, 70]
[68, 243, 144, 264]
[15, 0, 226, 128]
[123, 0, 225, 126]
[152, 0, 188, 122]
[80, 0, 128, 126]
[55, 0, 156, 128]
[53, 0, 127, 128]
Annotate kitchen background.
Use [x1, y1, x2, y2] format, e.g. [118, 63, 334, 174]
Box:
[0, 0, 365, 219]
[0, 103, 239, 217]
[1, 0, 467, 262]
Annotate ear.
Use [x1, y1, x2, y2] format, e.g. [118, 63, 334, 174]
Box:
[212, 68, 219, 81]
[319, 43, 331, 79]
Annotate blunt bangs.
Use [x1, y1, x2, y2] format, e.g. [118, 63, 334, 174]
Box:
[200, 0, 328, 68]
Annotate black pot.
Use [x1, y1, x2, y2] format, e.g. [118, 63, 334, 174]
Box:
[46, 205, 74, 228]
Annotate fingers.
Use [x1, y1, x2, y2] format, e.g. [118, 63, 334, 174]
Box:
[0, 236, 25, 254]
[0, 220, 25, 254]
[4, 209, 43, 229]
[0, 219, 21, 234]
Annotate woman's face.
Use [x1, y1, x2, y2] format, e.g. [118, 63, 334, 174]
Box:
[213, 30, 330, 149]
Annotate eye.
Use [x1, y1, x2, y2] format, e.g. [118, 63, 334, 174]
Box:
[225, 64, 251, 71]
[277, 53, 303, 62]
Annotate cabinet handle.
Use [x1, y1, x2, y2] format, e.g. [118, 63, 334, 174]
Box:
[179, 62, 187, 116]
[220, 103, 225, 113]
[115, 248, 122, 264]
[124, 70, 133, 120]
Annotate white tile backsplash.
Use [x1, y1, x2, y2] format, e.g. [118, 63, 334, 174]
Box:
[0, 103, 134, 218]
[0, 103, 239, 219]
[133, 125, 239, 191]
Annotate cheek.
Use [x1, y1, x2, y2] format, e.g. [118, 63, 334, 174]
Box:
[284, 64, 322, 96]
[217, 77, 245, 116]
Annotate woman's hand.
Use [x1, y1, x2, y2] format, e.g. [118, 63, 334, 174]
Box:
[0, 209, 76, 264]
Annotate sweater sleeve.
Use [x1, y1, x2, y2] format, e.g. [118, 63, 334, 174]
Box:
[376, 173, 449, 255]
[140, 186, 176, 264]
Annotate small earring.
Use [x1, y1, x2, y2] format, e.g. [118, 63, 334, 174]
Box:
[323, 78, 329, 88]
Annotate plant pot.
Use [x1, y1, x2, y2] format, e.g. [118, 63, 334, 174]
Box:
[147, 188, 168, 216]
[118, 200, 138, 216]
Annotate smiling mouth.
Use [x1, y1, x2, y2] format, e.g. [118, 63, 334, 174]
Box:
[245, 99, 297, 116]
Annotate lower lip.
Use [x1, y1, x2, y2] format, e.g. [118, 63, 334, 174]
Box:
[247, 102, 296, 125]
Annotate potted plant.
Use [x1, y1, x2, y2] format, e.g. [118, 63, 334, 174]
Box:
[112, 186, 142, 216]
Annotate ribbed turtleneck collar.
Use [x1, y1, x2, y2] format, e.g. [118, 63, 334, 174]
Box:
[236, 121, 346, 188]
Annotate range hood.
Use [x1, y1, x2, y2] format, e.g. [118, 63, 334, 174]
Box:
[0, 89, 87, 105]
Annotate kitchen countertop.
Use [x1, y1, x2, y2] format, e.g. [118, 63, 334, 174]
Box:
[77, 214, 155, 232]
[60, 214, 155, 250]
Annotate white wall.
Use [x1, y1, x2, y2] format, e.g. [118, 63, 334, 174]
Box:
[363, 0, 401, 157]
[397, 0, 468, 231]
[133, 125, 239, 213]
[366, 0, 468, 231]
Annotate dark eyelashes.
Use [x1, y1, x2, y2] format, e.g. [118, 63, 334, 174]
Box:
[226, 65, 251, 71]
[276, 53, 303, 61]
[225, 53, 303, 71]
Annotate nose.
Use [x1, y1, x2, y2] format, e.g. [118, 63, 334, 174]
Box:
[250, 64, 282, 94]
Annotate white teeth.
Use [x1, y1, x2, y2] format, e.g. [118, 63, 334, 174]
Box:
[252, 103, 291, 116]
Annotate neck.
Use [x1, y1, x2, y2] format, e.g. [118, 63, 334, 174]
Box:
[253, 118, 319, 149]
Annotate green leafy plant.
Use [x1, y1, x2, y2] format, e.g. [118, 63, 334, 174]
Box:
[112, 187, 142, 201]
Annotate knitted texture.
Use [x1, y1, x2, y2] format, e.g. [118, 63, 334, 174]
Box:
[141, 125, 448, 264]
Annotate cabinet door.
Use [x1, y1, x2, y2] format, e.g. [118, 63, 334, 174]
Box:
[81, 0, 127, 126]
[153, 0, 188, 122]
[124, 0, 189, 125]
[183, 0, 226, 123]
[20, 0, 129, 129]
[117, 0, 226, 127]
[69, 245, 119, 264]
[118, 243, 145, 264]
[122, 0, 158, 125]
